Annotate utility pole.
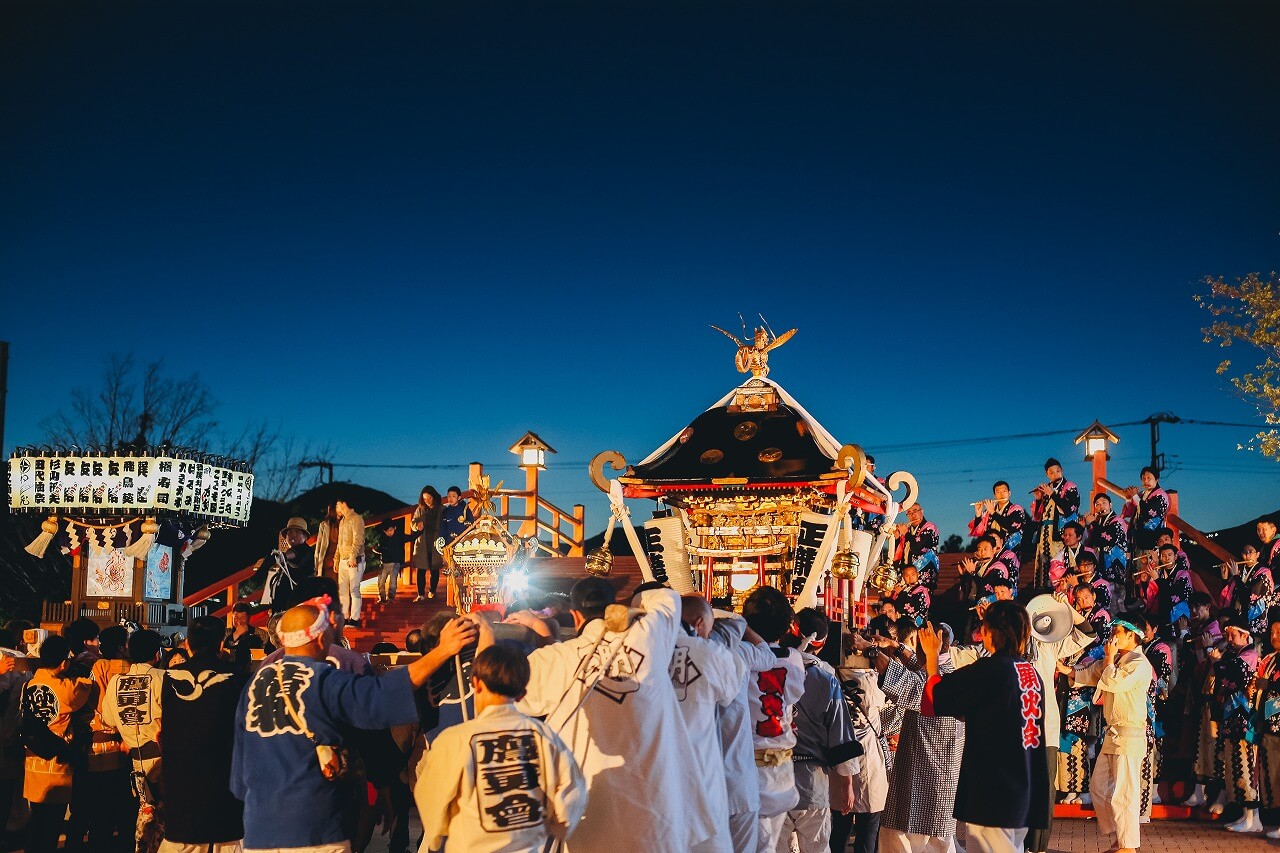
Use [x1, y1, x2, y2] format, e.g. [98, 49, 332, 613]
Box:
[297, 459, 334, 486]
[1142, 412, 1181, 475]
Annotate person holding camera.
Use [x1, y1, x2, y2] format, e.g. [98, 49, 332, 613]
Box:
[828, 667, 888, 853]
[856, 618, 963, 853]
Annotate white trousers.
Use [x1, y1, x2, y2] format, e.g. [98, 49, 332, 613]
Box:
[877, 827, 954, 853]
[960, 823, 1027, 853]
[759, 812, 789, 853]
[694, 832, 734, 853]
[1090, 752, 1142, 850]
[730, 810, 760, 853]
[777, 807, 831, 852]
[337, 558, 363, 620]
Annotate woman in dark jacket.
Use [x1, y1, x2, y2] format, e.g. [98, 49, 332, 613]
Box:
[411, 486, 443, 602]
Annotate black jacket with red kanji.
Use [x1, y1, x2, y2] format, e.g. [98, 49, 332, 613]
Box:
[922, 652, 1048, 830]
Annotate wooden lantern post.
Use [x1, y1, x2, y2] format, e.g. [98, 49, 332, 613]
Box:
[508, 432, 555, 540]
[1074, 420, 1120, 507]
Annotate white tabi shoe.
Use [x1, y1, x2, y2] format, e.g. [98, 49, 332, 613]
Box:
[1265, 826, 1280, 839]
[1151, 790, 1162, 804]
[1208, 790, 1227, 816]
[1226, 809, 1262, 832]
[1184, 784, 1207, 807]
[1061, 793, 1078, 805]
[1079, 793, 1092, 806]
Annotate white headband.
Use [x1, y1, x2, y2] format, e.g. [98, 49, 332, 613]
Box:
[278, 595, 333, 648]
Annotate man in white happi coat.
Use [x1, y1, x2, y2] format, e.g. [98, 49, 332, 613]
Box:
[677, 595, 750, 852]
[706, 606, 782, 853]
[517, 578, 716, 852]
[741, 586, 807, 853]
[101, 629, 167, 852]
[416, 643, 587, 852]
[1061, 612, 1153, 853]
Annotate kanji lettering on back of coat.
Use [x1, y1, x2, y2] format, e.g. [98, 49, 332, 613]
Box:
[472, 731, 546, 833]
[1013, 661, 1043, 748]
[755, 668, 789, 738]
[246, 661, 313, 737]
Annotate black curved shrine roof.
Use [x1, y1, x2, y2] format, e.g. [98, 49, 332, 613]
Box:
[631, 403, 836, 484]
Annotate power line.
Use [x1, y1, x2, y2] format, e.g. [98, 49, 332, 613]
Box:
[869, 423, 1140, 453]
[320, 415, 1268, 471]
[1181, 419, 1270, 429]
[873, 415, 1264, 454]
[330, 461, 593, 470]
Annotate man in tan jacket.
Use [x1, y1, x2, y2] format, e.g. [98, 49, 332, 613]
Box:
[335, 499, 366, 626]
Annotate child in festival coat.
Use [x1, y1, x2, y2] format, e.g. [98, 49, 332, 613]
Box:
[417, 644, 586, 852]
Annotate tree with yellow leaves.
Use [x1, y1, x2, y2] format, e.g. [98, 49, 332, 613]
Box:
[1196, 272, 1280, 458]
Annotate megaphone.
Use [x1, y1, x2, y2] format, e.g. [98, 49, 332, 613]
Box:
[1026, 594, 1074, 644]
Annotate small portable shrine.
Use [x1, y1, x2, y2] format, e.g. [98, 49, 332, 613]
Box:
[8, 447, 254, 631]
[442, 474, 534, 613]
[588, 323, 919, 621]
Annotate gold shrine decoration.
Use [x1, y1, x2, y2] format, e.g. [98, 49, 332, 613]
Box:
[444, 515, 518, 572]
[466, 473, 504, 517]
[443, 514, 523, 612]
[587, 320, 926, 619]
[710, 319, 797, 378]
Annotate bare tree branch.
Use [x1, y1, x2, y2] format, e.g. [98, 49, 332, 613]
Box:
[39, 354, 329, 503]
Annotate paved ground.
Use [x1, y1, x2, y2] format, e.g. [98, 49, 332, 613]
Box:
[1047, 817, 1278, 851]
[358, 816, 1280, 853]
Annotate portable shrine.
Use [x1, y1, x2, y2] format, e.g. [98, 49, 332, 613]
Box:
[587, 322, 920, 623]
[442, 474, 534, 613]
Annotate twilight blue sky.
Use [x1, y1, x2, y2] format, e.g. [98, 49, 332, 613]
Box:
[2, 0, 1278, 541]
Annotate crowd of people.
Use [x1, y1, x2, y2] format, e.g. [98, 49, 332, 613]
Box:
[257, 487, 476, 627]
[872, 457, 1280, 852]
[1, 567, 879, 853]
[2, 467, 1279, 853]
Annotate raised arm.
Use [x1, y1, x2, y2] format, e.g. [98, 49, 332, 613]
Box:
[1065, 656, 1106, 688]
[1095, 655, 1153, 695]
[406, 618, 478, 689]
